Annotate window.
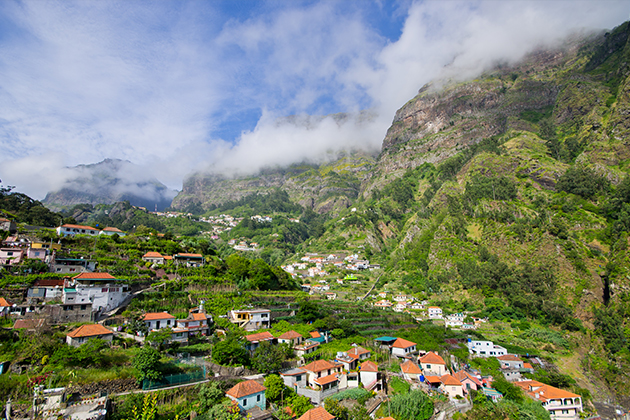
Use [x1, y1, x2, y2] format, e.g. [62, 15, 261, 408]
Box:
[81, 305, 87, 310]
[257, 395, 260, 402]
[296, 375, 302, 381]
[243, 399, 247, 406]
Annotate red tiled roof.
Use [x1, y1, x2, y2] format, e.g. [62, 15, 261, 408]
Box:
[420, 351, 445, 365]
[425, 375, 441, 383]
[143, 252, 163, 258]
[497, 354, 522, 362]
[13, 319, 45, 329]
[314, 373, 339, 386]
[302, 359, 338, 373]
[67, 324, 112, 338]
[0, 297, 11, 306]
[143, 312, 175, 320]
[225, 380, 266, 399]
[401, 360, 422, 374]
[279, 330, 303, 340]
[297, 407, 335, 420]
[190, 313, 207, 321]
[360, 361, 378, 372]
[514, 380, 580, 400]
[33, 279, 65, 287]
[392, 337, 416, 349]
[73, 272, 116, 280]
[523, 363, 533, 369]
[453, 370, 482, 387]
[348, 346, 370, 357]
[245, 331, 274, 342]
[60, 224, 99, 230]
[440, 374, 462, 386]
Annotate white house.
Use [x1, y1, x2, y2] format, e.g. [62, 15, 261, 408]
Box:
[359, 361, 379, 390]
[143, 312, 176, 330]
[66, 324, 113, 347]
[400, 360, 423, 381]
[428, 306, 443, 319]
[228, 309, 271, 331]
[390, 337, 417, 357]
[57, 224, 100, 237]
[99, 227, 126, 237]
[142, 252, 166, 265]
[278, 330, 303, 346]
[63, 272, 130, 313]
[515, 380, 583, 420]
[440, 374, 464, 399]
[467, 339, 508, 357]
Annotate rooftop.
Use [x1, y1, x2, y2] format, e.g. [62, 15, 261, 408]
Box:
[143, 312, 175, 320]
[67, 324, 112, 338]
[226, 380, 266, 399]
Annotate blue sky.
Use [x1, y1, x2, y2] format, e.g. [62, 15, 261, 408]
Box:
[0, 0, 628, 198]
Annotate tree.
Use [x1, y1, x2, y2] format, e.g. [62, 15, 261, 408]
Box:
[198, 381, 225, 414]
[264, 374, 294, 403]
[324, 398, 349, 420]
[147, 328, 172, 350]
[76, 338, 108, 366]
[204, 400, 247, 420]
[296, 300, 321, 323]
[252, 341, 286, 373]
[212, 336, 249, 367]
[388, 389, 434, 420]
[132, 346, 162, 383]
[286, 395, 313, 418]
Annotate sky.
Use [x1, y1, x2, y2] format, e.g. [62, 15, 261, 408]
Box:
[0, 0, 628, 200]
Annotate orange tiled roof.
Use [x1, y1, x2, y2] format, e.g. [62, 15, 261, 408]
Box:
[279, 330, 303, 340]
[226, 380, 266, 399]
[190, 313, 207, 321]
[0, 297, 11, 306]
[60, 224, 99, 230]
[440, 374, 462, 386]
[102, 227, 123, 232]
[420, 351, 445, 365]
[33, 279, 65, 287]
[514, 381, 580, 400]
[143, 312, 175, 320]
[392, 337, 416, 349]
[297, 406, 335, 420]
[401, 360, 422, 374]
[302, 359, 338, 373]
[523, 363, 533, 369]
[360, 360, 378, 372]
[348, 346, 370, 357]
[176, 253, 203, 258]
[14, 319, 45, 329]
[67, 324, 112, 338]
[143, 252, 163, 258]
[310, 331, 321, 338]
[73, 272, 116, 280]
[164, 256, 173, 260]
[453, 370, 482, 387]
[424, 375, 441, 383]
[245, 331, 274, 342]
[314, 373, 339, 386]
[497, 354, 522, 362]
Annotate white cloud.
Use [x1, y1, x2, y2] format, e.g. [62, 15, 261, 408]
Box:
[0, 0, 628, 199]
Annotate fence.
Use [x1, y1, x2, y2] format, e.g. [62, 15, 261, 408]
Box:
[142, 368, 206, 390]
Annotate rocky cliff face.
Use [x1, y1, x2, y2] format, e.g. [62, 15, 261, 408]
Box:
[171, 151, 376, 215]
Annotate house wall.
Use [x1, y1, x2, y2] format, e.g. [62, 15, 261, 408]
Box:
[229, 391, 266, 412]
[146, 318, 175, 330]
[66, 284, 129, 312]
[360, 371, 378, 387]
[441, 384, 464, 399]
[421, 363, 446, 376]
[66, 333, 113, 347]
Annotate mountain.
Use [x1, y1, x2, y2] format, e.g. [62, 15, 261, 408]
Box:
[42, 159, 177, 211]
[172, 150, 377, 216]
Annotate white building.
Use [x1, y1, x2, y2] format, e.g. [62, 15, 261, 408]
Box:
[56, 224, 100, 237]
[143, 312, 176, 330]
[228, 309, 271, 331]
[63, 272, 130, 313]
[467, 339, 508, 357]
[428, 306, 443, 319]
[390, 337, 417, 357]
[515, 381, 583, 420]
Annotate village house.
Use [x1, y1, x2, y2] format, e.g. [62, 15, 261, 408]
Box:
[301, 359, 343, 389]
[245, 331, 275, 352]
[428, 306, 443, 319]
[278, 330, 303, 346]
[228, 309, 271, 331]
[453, 370, 483, 393]
[0, 218, 17, 233]
[0, 248, 24, 265]
[51, 256, 97, 273]
[419, 352, 447, 376]
[294, 339, 320, 357]
[335, 352, 358, 371]
[176, 311, 212, 336]
[0, 297, 12, 316]
[174, 253, 204, 267]
[390, 337, 417, 358]
[400, 360, 423, 381]
[142, 252, 166, 265]
[66, 324, 113, 347]
[143, 312, 176, 330]
[347, 346, 371, 361]
[63, 272, 130, 314]
[514, 380, 583, 420]
[56, 224, 100, 237]
[99, 227, 126, 237]
[26, 247, 49, 262]
[281, 368, 308, 390]
[27, 278, 65, 301]
[440, 374, 464, 399]
[359, 360, 380, 390]
[226, 380, 267, 413]
[467, 339, 508, 357]
[374, 300, 392, 309]
[298, 407, 335, 420]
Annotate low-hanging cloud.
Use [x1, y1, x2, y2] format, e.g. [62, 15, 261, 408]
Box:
[0, 0, 628, 198]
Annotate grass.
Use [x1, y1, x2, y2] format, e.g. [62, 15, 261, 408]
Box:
[389, 376, 410, 394]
